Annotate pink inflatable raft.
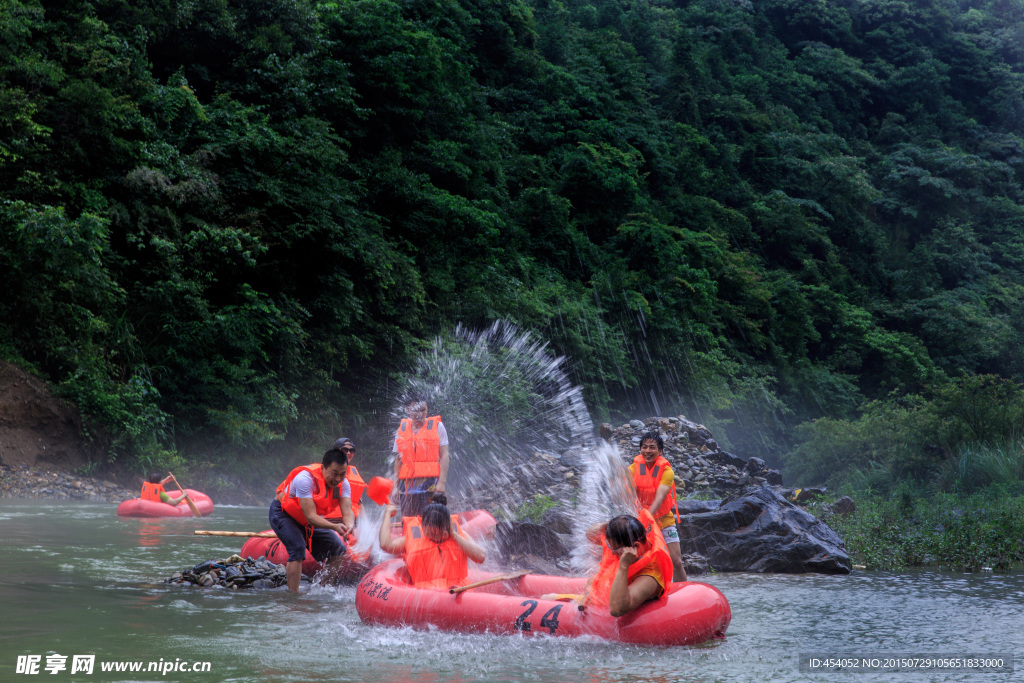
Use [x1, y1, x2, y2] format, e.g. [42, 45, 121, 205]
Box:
[355, 559, 731, 646]
[116, 490, 214, 517]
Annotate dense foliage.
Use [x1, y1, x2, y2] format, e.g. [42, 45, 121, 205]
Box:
[3, 0, 1024, 480]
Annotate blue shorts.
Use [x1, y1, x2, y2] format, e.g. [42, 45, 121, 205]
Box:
[269, 499, 346, 563]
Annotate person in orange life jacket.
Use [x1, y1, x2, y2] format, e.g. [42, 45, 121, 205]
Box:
[141, 472, 187, 506]
[392, 395, 450, 517]
[630, 431, 687, 582]
[378, 493, 485, 588]
[586, 512, 673, 617]
[270, 448, 354, 593]
[332, 437, 366, 519]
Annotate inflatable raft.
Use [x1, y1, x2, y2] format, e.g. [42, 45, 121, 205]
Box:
[240, 509, 497, 578]
[355, 559, 731, 646]
[239, 533, 373, 582]
[116, 490, 214, 518]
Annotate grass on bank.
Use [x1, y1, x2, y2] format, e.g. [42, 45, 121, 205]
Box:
[819, 483, 1024, 572]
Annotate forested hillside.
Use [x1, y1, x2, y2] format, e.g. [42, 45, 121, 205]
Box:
[3, 0, 1024, 486]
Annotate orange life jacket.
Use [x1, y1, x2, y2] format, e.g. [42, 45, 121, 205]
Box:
[396, 416, 442, 480]
[275, 465, 344, 527]
[402, 514, 468, 589]
[296, 463, 361, 520]
[588, 508, 674, 609]
[141, 481, 166, 502]
[347, 465, 366, 518]
[632, 454, 680, 524]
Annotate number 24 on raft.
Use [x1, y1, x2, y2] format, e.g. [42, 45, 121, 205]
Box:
[515, 600, 562, 634]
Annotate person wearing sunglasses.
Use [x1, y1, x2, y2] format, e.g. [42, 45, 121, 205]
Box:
[333, 437, 366, 519]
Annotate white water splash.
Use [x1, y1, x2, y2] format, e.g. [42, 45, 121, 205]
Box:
[392, 321, 593, 520]
[569, 441, 639, 574]
[390, 320, 643, 577]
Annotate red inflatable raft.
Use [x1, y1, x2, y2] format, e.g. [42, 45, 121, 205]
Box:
[239, 532, 372, 581]
[355, 559, 731, 646]
[116, 490, 214, 518]
[240, 509, 497, 579]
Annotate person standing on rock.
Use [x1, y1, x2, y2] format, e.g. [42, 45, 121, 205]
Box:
[630, 431, 686, 582]
[393, 395, 450, 517]
[141, 473, 188, 506]
[270, 447, 354, 592]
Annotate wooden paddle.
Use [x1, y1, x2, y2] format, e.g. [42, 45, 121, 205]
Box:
[449, 569, 530, 594]
[168, 473, 202, 518]
[194, 531, 277, 538]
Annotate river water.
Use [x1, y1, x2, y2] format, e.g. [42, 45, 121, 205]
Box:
[2, 499, 1021, 683]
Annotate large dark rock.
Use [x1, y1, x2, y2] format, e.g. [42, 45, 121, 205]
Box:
[676, 487, 851, 574]
[495, 521, 568, 561]
[504, 553, 567, 576]
[678, 418, 715, 446]
[744, 456, 784, 486]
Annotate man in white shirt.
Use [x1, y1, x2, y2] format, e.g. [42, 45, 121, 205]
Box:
[393, 396, 449, 516]
[270, 448, 354, 592]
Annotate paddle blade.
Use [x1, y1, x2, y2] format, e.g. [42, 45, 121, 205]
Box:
[184, 495, 202, 518]
[168, 474, 203, 517]
[366, 476, 394, 505]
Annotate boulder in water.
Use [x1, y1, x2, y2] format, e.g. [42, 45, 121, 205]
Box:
[676, 487, 851, 574]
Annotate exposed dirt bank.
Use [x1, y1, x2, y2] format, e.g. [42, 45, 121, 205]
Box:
[0, 360, 95, 470]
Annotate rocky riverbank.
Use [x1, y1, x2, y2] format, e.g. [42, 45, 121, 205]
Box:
[603, 416, 784, 491]
[461, 415, 786, 514]
[0, 463, 136, 503]
[462, 415, 853, 575]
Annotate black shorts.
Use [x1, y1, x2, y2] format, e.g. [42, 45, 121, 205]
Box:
[269, 499, 346, 563]
[398, 477, 437, 517]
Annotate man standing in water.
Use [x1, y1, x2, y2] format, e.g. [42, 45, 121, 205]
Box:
[270, 447, 354, 592]
[393, 395, 450, 517]
[630, 431, 687, 582]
